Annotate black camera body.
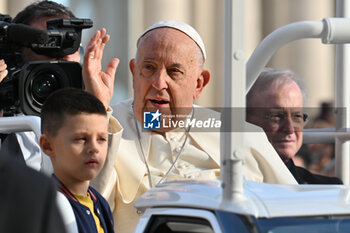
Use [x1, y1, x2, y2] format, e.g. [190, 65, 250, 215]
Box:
[0, 14, 92, 116]
[31, 18, 92, 58]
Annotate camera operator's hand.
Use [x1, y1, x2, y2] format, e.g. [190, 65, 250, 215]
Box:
[0, 59, 8, 83]
[82, 28, 119, 109]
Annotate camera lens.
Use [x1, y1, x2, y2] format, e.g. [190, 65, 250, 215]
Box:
[20, 61, 82, 116]
[32, 72, 60, 103]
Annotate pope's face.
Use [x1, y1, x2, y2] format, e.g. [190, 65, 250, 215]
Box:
[130, 28, 209, 130]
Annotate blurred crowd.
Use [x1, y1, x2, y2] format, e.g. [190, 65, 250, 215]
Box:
[296, 102, 337, 177]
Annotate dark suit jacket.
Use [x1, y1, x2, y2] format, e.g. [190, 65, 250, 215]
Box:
[286, 159, 343, 184]
[0, 153, 67, 233]
[0, 133, 25, 163]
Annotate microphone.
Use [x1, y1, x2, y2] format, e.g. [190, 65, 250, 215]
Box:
[6, 23, 49, 46]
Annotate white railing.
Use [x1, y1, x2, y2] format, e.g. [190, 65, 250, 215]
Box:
[247, 18, 350, 92]
[0, 115, 41, 140]
[221, 0, 246, 204]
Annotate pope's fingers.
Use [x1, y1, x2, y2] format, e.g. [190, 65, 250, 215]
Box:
[99, 28, 107, 38]
[0, 69, 8, 82]
[95, 39, 106, 60]
[91, 31, 99, 43]
[0, 60, 8, 82]
[83, 43, 96, 64]
[105, 58, 120, 80]
[87, 38, 104, 60]
[86, 29, 101, 50]
[95, 32, 110, 61]
[101, 33, 110, 44]
[93, 28, 106, 43]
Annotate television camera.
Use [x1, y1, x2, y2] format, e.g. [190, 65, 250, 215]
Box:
[0, 14, 93, 116]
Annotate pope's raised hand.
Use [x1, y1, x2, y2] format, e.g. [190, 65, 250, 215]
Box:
[82, 28, 119, 109]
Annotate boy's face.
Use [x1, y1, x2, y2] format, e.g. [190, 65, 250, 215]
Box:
[41, 113, 108, 184]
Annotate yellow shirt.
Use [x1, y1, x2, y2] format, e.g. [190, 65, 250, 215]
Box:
[74, 192, 105, 233]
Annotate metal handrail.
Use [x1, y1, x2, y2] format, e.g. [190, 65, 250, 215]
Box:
[247, 18, 350, 92]
[0, 115, 41, 140]
[303, 128, 350, 144]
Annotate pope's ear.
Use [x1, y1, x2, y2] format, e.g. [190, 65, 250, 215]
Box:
[193, 69, 210, 99]
[39, 134, 54, 158]
[129, 59, 135, 76]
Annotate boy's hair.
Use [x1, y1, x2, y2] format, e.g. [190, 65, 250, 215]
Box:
[13, 0, 75, 25]
[41, 88, 107, 136]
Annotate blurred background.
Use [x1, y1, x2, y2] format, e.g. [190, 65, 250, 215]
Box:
[0, 0, 342, 175]
[0, 0, 337, 108]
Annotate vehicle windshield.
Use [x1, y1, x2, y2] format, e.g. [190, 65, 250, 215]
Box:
[256, 216, 350, 233]
[216, 210, 350, 233]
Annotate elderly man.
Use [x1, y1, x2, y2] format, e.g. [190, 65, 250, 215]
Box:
[87, 21, 299, 233]
[246, 67, 342, 184]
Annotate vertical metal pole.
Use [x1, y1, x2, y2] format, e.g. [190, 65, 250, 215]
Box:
[221, 0, 246, 202]
[335, 0, 350, 184]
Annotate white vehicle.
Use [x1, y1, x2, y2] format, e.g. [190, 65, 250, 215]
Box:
[134, 179, 350, 233]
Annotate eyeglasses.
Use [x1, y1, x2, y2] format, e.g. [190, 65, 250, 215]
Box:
[264, 111, 308, 130]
